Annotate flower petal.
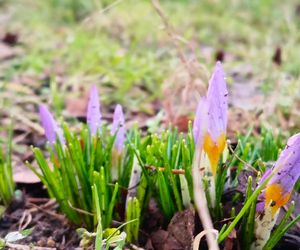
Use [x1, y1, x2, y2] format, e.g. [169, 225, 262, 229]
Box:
[111, 104, 125, 153]
[256, 199, 265, 214]
[87, 85, 101, 136]
[206, 61, 228, 142]
[269, 132, 300, 195]
[193, 97, 208, 147]
[257, 133, 300, 213]
[39, 105, 65, 147]
[259, 168, 272, 186]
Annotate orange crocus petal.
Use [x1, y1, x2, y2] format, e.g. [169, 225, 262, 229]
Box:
[203, 133, 226, 175]
[80, 138, 85, 150]
[265, 183, 291, 215]
[53, 156, 61, 168]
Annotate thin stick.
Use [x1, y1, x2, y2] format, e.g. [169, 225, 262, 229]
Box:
[18, 210, 32, 231]
[82, 0, 124, 25]
[12, 113, 44, 135]
[282, 204, 300, 230]
[227, 141, 258, 173]
[26, 197, 51, 204]
[192, 149, 219, 250]
[145, 165, 185, 174]
[68, 201, 94, 216]
[193, 229, 219, 250]
[150, 0, 194, 78]
[28, 203, 66, 222]
[6, 243, 55, 250]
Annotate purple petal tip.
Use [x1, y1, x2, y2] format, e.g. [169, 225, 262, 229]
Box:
[87, 85, 102, 136]
[206, 62, 228, 141]
[269, 133, 300, 192]
[39, 105, 65, 147]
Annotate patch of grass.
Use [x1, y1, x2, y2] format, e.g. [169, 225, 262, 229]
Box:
[0, 124, 14, 207]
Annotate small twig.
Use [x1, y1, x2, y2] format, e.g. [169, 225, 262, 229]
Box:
[160, 168, 185, 175]
[227, 140, 258, 173]
[126, 181, 141, 191]
[129, 243, 144, 250]
[33, 199, 57, 209]
[217, 216, 235, 224]
[26, 197, 51, 204]
[18, 210, 32, 231]
[19, 199, 65, 224]
[6, 243, 55, 250]
[193, 229, 219, 250]
[151, 0, 194, 78]
[81, 0, 124, 25]
[28, 203, 66, 222]
[282, 204, 300, 230]
[111, 219, 126, 226]
[12, 113, 44, 135]
[26, 198, 57, 213]
[145, 165, 185, 174]
[61, 235, 66, 248]
[68, 201, 94, 216]
[107, 182, 134, 191]
[13, 131, 30, 144]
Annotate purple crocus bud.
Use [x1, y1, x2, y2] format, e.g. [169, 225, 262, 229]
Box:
[253, 133, 300, 249]
[206, 61, 228, 142]
[193, 62, 228, 175]
[263, 133, 300, 215]
[39, 105, 65, 147]
[87, 85, 101, 136]
[111, 104, 125, 153]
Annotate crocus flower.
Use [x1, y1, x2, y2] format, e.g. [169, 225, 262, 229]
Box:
[39, 105, 65, 147]
[193, 61, 228, 175]
[257, 133, 300, 215]
[253, 133, 300, 250]
[87, 85, 102, 136]
[111, 104, 125, 153]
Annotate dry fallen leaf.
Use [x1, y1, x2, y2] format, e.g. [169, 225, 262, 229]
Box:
[13, 159, 40, 184]
[224, 228, 237, 250]
[164, 209, 195, 250]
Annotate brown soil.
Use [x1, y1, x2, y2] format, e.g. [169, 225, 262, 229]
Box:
[0, 183, 80, 250]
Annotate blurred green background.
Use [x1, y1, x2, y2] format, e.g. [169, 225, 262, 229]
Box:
[0, 0, 300, 133]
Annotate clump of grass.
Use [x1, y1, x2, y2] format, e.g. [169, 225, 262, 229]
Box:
[28, 86, 147, 243]
[0, 124, 15, 207]
[29, 66, 300, 248]
[27, 115, 134, 231]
